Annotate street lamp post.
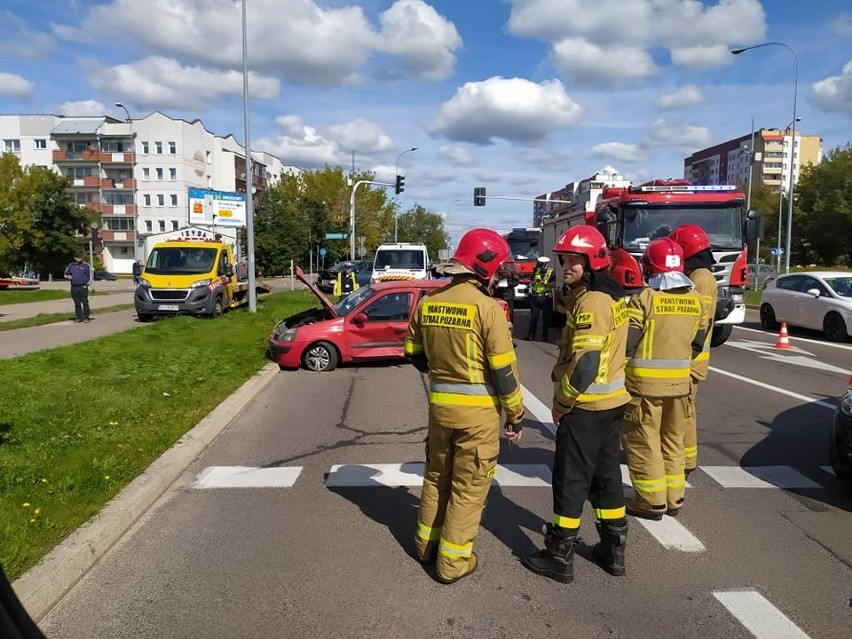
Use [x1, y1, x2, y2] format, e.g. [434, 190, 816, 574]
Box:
[732, 41, 798, 273]
[114, 102, 138, 265]
[775, 117, 802, 272]
[241, 0, 258, 312]
[394, 147, 417, 243]
[88, 222, 98, 289]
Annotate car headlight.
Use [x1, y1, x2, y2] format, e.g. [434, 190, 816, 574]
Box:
[140, 278, 152, 287]
[731, 293, 744, 304]
[841, 388, 852, 417]
[275, 326, 298, 342]
[190, 279, 212, 288]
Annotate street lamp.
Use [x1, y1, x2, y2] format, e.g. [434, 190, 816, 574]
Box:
[775, 117, 802, 272]
[114, 102, 139, 267]
[88, 222, 98, 289]
[394, 146, 418, 243]
[732, 41, 798, 272]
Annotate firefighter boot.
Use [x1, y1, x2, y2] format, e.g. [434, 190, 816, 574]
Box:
[522, 523, 576, 583]
[593, 521, 628, 577]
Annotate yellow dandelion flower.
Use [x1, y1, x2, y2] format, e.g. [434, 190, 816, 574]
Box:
[104, 475, 110, 480]
[34, 508, 41, 515]
[22, 502, 30, 508]
[30, 518, 36, 523]
[41, 478, 48, 483]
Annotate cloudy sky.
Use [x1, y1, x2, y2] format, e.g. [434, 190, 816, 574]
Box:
[2, 0, 851, 245]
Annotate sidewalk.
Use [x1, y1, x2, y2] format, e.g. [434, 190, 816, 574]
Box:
[0, 277, 307, 360]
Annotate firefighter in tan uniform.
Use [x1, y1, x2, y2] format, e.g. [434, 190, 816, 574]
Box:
[404, 228, 524, 584]
[523, 226, 631, 583]
[623, 238, 707, 519]
[669, 225, 717, 476]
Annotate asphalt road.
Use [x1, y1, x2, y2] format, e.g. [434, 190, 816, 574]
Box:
[21, 308, 850, 639]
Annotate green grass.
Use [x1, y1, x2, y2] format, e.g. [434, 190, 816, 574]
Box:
[0, 289, 316, 580]
[0, 304, 136, 331]
[0, 290, 72, 305]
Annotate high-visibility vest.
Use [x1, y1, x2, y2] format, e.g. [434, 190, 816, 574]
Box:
[530, 268, 553, 295]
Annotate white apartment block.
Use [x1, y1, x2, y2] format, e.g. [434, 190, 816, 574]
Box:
[0, 112, 288, 274]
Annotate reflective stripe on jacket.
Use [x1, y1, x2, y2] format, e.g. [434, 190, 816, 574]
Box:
[625, 286, 704, 397]
[405, 277, 524, 427]
[551, 286, 631, 412]
[687, 267, 717, 380]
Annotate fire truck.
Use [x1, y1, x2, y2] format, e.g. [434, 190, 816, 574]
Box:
[501, 227, 542, 304]
[541, 171, 758, 346]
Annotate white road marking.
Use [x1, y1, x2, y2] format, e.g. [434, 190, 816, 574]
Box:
[714, 590, 811, 639]
[701, 466, 821, 489]
[726, 340, 850, 374]
[634, 517, 705, 552]
[325, 463, 552, 487]
[521, 384, 556, 435]
[708, 366, 837, 410]
[735, 324, 852, 352]
[193, 466, 303, 489]
[820, 465, 835, 477]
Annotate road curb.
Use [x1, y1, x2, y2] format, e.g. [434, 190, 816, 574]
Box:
[12, 362, 281, 622]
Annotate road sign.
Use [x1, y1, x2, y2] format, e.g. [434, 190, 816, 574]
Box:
[325, 233, 348, 240]
[319, 247, 327, 257]
[770, 247, 785, 256]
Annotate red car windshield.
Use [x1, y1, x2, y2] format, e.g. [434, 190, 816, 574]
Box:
[334, 285, 376, 315]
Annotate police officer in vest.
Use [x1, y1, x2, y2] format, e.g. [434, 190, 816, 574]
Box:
[526, 256, 555, 341]
[523, 226, 631, 583]
[405, 228, 524, 584]
[333, 262, 359, 298]
[669, 225, 717, 477]
[622, 238, 708, 520]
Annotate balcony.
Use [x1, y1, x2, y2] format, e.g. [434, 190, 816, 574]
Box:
[92, 203, 137, 216]
[53, 149, 100, 162]
[100, 230, 136, 243]
[100, 151, 136, 165]
[68, 176, 101, 188]
[101, 178, 136, 189]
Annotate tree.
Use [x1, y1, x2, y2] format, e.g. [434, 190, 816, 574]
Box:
[793, 143, 852, 267]
[394, 204, 451, 259]
[0, 153, 95, 276]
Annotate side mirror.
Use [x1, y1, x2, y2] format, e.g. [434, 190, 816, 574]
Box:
[224, 264, 234, 277]
[805, 288, 821, 298]
[353, 312, 368, 325]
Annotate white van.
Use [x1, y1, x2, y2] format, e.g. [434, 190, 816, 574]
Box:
[371, 243, 430, 283]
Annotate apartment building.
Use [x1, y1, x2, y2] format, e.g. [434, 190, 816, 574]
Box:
[684, 128, 822, 194]
[0, 112, 290, 274]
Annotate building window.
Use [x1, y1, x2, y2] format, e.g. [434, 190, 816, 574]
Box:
[105, 217, 135, 231]
[143, 194, 151, 207]
[172, 220, 179, 231]
[4, 139, 21, 153]
[157, 194, 164, 207]
[155, 141, 163, 154]
[142, 141, 149, 154]
[170, 194, 178, 207]
[206, 151, 211, 164]
[169, 167, 177, 180]
[142, 167, 150, 181]
[146, 220, 153, 232]
[158, 220, 166, 232]
[156, 167, 163, 180]
[169, 142, 176, 154]
[34, 139, 47, 149]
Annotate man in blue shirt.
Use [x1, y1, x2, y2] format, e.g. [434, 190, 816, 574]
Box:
[64, 253, 93, 323]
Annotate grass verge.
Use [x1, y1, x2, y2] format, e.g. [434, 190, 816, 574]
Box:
[0, 290, 72, 305]
[0, 289, 315, 580]
[0, 305, 136, 332]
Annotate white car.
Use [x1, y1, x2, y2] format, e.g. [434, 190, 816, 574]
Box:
[759, 271, 852, 341]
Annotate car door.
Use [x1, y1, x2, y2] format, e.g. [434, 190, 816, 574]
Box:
[345, 290, 413, 360]
[793, 275, 830, 331]
[770, 275, 804, 325]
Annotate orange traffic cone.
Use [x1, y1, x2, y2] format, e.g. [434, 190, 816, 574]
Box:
[774, 321, 791, 349]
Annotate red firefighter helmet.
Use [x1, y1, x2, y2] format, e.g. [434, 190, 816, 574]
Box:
[552, 226, 610, 270]
[642, 238, 684, 276]
[669, 224, 710, 259]
[452, 228, 511, 280]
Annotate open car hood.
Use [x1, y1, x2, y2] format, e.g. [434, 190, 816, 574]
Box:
[295, 266, 339, 318]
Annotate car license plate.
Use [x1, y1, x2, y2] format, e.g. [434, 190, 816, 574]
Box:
[158, 304, 179, 311]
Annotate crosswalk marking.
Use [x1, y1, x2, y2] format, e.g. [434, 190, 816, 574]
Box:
[635, 517, 705, 552]
[325, 463, 552, 487]
[714, 590, 811, 639]
[521, 384, 556, 436]
[192, 466, 303, 489]
[701, 466, 821, 489]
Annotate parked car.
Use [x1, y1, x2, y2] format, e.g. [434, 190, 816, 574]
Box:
[315, 259, 373, 294]
[747, 263, 777, 289]
[830, 373, 852, 483]
[93, 269, 118, 281]
[759, 271, 852, 341]
[270, 267, 512, 372]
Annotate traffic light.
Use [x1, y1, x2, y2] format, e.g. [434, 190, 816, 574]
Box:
[474, 186, 486, 206]
[395, 174, 406, 195]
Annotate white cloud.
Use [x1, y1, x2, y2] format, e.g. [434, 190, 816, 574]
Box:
[439, 145, 474, 166]
[645, 118, 710, 149]
[0, 10, 53, 57]
[325, 119, 394, 154]
[376, 0, 462, 80]
[589, 142, 647, 162]
[812, 60, 852, 118]
[831, 14, 852, 37]
[54, 100, 106, 116]
[656, 85, 704, 110]
[430, 77, 583, 145]
[0, 72, 33, 98]
[83, 56, 279, 110]
[506, 0, 766, 81]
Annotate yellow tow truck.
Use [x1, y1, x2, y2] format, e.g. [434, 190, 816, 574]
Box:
[134, 237, 269, 321]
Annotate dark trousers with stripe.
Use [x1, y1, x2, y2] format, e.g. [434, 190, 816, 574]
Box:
[70, 285, 90, 321]
[527, 294, 551, 340]
[553, 404, 627, 529]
